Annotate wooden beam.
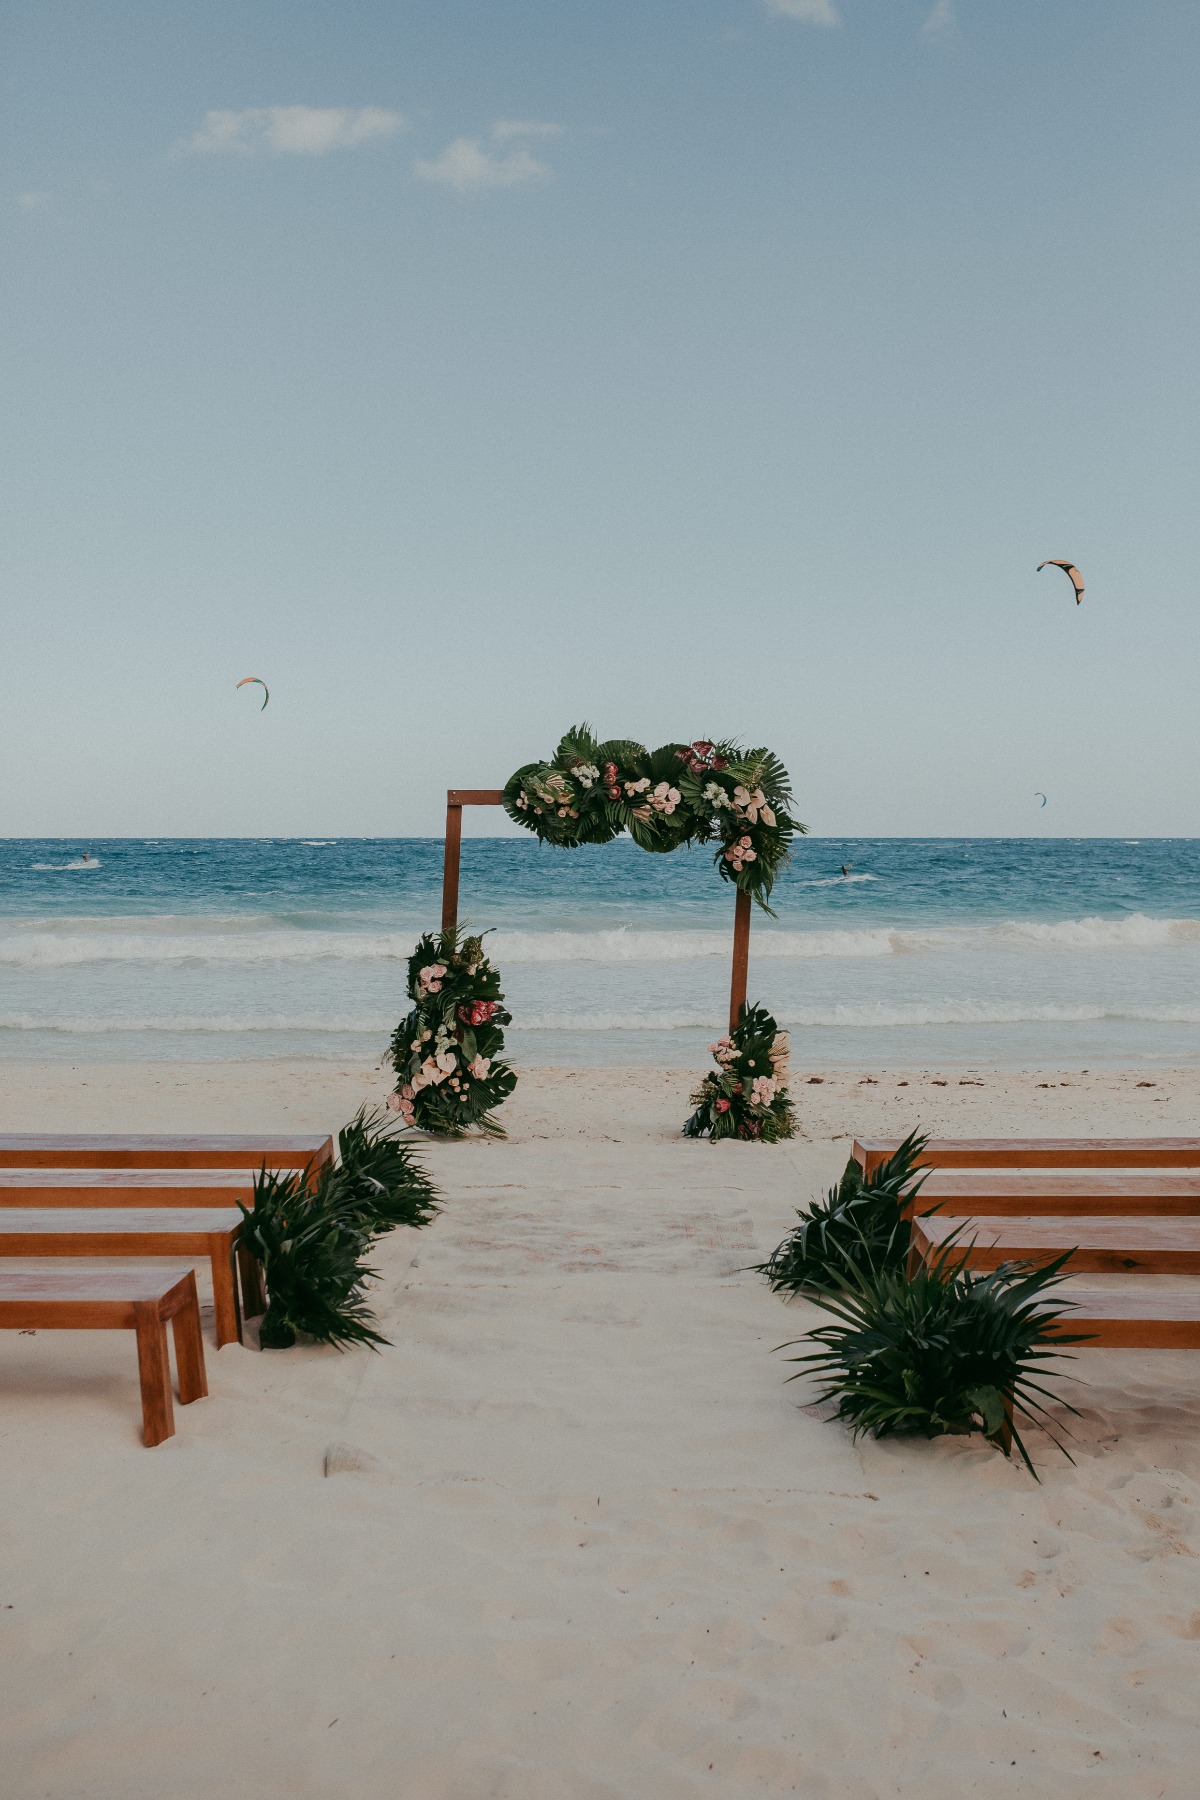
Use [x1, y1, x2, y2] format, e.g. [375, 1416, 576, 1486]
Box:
[437, 784, 756, 1038]
[729, 888, 752, 1032]
[441, 798, 464, 934]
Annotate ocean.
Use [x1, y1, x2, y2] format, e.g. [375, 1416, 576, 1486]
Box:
[1, 837, 1198, 1071]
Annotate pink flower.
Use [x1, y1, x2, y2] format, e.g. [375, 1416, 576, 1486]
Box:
[750, 1076, 777, 1107]
[715, 1098, 731, 1113]
[468, 1055, 492, 1079]
[386, 1090, 404, 1113]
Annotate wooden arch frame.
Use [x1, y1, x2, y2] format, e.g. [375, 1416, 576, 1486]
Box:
[439, 789, 753, 1033]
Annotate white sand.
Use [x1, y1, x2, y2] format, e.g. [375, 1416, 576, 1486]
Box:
[2, 1061, 1199, 1799]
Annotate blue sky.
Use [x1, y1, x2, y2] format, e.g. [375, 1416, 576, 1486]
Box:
[3, 0, 1197, 837]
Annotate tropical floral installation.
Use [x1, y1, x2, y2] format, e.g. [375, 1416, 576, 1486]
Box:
[502, 725, 804, 913]
[387, 926, 517, 1138]
[683, 1002, 797, 1142]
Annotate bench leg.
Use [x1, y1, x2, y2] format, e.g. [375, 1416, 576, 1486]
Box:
[237, 1245, 267, 1321]
[209, 1240, 241, 1349]
[134, 1302, 175, 1447]
[172, 1275, 209, 1405]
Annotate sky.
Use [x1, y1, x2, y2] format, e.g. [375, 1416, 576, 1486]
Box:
[2, 0, 1198, 839]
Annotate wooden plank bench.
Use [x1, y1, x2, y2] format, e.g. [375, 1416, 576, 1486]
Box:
[1038, 1289, 1200, 1349]
[0, 1265, 207, 1446]
[918, 1168, 1200, 1217]
[0, 1168, 263, 1208]
[0, 1210, 246, 1348]
[911, 1213, 1200, 1277]
[855, 1137, 1200, 1177]
[0, 1133, 332, 1172]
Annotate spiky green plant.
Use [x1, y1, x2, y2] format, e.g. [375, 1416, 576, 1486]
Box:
[756, 1130, 931, 1291]
[238, 1108, 441, 1349]
[335, 1106, 439, 1232]
[238, 1168, 387, 1351]
[781, 1241, 1090, 1475]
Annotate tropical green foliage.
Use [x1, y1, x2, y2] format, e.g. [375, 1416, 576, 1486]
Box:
[335, 1105, 440, 1231]
[683, 1002, 796, 1142]
[388, 926, 517, 1137]
[757, 1131, 931, 1290]
[502, 724, 805, 912]
[780, 1245, 1088, 1475]
[238, 1107, 440, 1349]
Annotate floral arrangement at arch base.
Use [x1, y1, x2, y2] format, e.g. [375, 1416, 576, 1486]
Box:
[388, 927, 517, 1137]
[503, 725, 805, 914]
[684, 1002, 797, 1142]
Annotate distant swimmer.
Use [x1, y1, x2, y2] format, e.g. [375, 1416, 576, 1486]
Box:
[80, 852, 93, 863]
[1037, 559, 1084, 605]
[840, 864, 852, 877]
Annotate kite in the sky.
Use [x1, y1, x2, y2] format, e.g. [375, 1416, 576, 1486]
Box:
[1035, 793, 1047, 808]
[1037, 559, 1084, 604]
[236, 676, 269, 710]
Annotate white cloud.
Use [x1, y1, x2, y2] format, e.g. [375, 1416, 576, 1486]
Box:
[764, 0, 840, 25]
[491, 119, 564, 143]
[922, 0, 956, 39]
[415, 121, 561, 194]
[178, 105, 406, 156]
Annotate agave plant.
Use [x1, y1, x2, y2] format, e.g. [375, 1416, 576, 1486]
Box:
[757, 1130, 931, 1292]
[782, 1240, 1090, 1475]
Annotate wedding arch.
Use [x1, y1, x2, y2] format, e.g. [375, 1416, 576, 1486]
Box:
[437, 726, 803, 1032]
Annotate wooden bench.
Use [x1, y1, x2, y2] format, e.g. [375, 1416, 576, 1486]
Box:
[0, 1210, 246, 1347]
[0, 1133, 332, 1173]
[1038, 1289, 1200, 1349]
[911, 1213, 1200, 1277]
[0, 1265, 207, 1446]
[918, 1168, 1200, 1217]
[0, 1168, 263, 1208]
[855, 1137, 1200, 1176]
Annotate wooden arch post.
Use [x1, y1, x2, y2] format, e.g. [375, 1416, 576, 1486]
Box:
[440, 788, 752, 1032]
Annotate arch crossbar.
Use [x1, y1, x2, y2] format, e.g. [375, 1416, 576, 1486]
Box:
[439, 789, 752, 1033]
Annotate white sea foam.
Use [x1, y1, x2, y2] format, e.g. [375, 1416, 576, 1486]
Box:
[1, 912, 1198, 970]
[7, 999, 1200, 1036]
[29, 859, 102, 872]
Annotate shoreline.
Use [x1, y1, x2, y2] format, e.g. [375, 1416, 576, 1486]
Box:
[1, 1058, 1197, 1140]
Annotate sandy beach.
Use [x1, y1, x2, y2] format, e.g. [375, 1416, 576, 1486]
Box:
[1, 1061, 1198, 1798]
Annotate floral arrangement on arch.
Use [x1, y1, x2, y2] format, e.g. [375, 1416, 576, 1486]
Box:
[683, 1003, 797, 1143]
[502, 725, 804, 912]
[387, 928, 517, 1138]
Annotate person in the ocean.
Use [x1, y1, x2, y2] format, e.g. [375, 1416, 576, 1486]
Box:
[80, 852, 93, 864]
[840, 864, 851, 877]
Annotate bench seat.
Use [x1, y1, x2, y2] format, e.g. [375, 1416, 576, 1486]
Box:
[0, 1133, 332, 1171]
[0, 1264, 207, 1446]
[855, 1137, 1200, 1176]
[0, 1210, 246, 1347]
[1040, 1289, 1200, 1350]
[912, 1214, 1200, 1276]
[0, 1169, 264, 1208]
[918, 1168, 1200, 1217]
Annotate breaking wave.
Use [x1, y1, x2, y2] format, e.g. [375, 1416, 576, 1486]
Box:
[8, 999, 1200, 1036]
[1, 912, 1198, 970]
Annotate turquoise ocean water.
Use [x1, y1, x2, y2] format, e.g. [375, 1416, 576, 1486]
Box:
[1, 837, 1198, 1069]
